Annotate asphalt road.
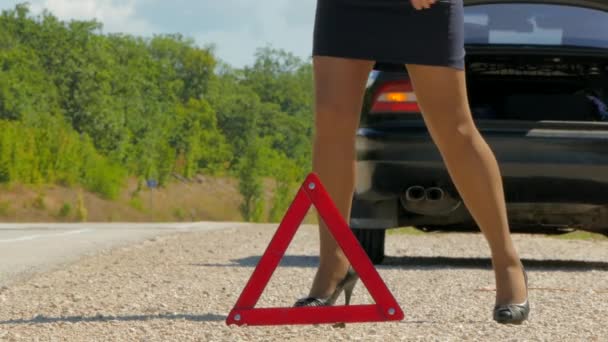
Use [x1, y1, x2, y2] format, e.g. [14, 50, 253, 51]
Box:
[0, 222, 245, 287]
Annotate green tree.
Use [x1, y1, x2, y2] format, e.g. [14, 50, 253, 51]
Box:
[171, 98, 231, 177]
[0, 46, 61, 122]
[267, 158, 299, 222]
[238, 137, 265, 222]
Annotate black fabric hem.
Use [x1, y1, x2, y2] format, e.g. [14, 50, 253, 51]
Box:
[311, 49, 465, 71]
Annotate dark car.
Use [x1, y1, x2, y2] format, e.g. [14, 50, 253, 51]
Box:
[350, 0, 608, 264]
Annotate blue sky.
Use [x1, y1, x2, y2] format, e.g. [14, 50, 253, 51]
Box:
[1, 0, 317, 67]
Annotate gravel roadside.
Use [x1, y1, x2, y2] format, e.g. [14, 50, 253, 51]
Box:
[0, 224, 606, 341]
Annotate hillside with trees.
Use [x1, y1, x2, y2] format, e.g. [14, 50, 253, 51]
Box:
[0, 3, 315, 222]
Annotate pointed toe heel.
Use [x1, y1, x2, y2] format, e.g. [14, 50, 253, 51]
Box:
[493, 266, 530, 325]
[293, 267, 359, 327]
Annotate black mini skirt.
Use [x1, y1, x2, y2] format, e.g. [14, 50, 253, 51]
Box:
[313, 0, 466, 69]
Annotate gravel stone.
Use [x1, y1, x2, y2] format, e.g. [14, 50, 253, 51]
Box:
[0, 224, 606, 341]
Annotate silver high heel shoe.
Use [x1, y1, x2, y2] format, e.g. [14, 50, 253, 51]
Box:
[493, 265, 530, 324]
[293, 267, 359, 307]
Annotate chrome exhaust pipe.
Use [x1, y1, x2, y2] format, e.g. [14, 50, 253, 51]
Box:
[405, 186, 426, 202]
[401, 186, 462, 216]
[425, 187, 445, 202]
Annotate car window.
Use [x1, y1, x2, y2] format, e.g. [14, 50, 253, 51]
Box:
[464, 3, 608, 49]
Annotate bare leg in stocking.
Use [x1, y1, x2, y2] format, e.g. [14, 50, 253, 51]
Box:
[307, 56, 374, 299]
[406, 64, 527, 305]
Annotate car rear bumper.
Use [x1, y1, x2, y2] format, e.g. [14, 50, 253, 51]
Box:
[350, 122, 608, 232]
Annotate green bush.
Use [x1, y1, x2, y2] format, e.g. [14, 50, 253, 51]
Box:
[0, 119, 128, 199]
[129, 196, 144, 212]
[58, 202, 72, 218]
[238, 137, 265, 223]
[173, 207, 186, 221]
[268, 161, 298, 223]
[76, 191, 88, 222]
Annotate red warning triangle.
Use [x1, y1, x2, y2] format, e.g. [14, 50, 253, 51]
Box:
[226, 172, 404, 326]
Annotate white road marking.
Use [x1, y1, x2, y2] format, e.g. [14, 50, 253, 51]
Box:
[0, 229, 93, 243]
[0, 222, 249, 230]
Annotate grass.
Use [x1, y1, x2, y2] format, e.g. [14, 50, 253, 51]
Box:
[0, 200, 12, 216]
[76, 191, 87, 222]
[549, 230, 608, 241]
[386, 226, 427, 236]
[0, 174, 321, 223]
[57, 202, 72, 218]
[32, 193, 46, 210]
[0, 175, 244, 222]
[173, 208, 186, 221]
[128, 196, 145, 212]
[386, 226, 607, 241]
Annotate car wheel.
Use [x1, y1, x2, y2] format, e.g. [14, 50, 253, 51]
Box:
[352, 228, 386, 265]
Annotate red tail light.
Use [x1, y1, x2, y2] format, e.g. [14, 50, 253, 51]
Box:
[370, 79, 420, 114]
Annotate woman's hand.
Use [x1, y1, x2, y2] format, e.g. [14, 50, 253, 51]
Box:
[410, 0, 437, 10]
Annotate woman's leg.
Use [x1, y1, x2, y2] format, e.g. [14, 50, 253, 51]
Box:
[405, 64, 527, 305]
[307, 56, 374, 299]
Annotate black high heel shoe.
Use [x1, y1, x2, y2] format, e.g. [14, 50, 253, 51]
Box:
[493, 265, 530, 325]
[293, 267, 359, 307]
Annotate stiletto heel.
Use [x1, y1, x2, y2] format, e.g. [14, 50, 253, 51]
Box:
[293, 267, 359, 308]
[493, 265, 530, 325]
[344, 284, 354, 306]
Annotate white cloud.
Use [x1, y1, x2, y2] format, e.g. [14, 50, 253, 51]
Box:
[193, 0, 316, 66]
[30, 0, 154, 35]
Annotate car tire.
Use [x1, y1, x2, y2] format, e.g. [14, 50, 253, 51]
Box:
[352, 228, 386, 265]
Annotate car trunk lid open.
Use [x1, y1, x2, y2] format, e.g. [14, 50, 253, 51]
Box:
[465, 52, 608, 122]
